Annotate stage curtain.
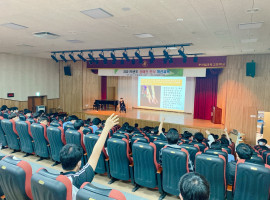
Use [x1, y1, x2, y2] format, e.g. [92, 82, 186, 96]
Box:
[101, 76, 107, 100]
[194, 69, 220, 120]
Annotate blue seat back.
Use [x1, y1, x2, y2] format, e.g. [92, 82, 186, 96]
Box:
[162, 147, 189, 196]
[0, 118, 7, 147]
[195, 153, 226, 200]
[0, 156, 32, 200]
[204, 148, 228, 163]
[179, 144, 200, 165]
[16, 121, 34, 154]
[234, 160, 270, 200]
[107, 138, 132, 181]
[132, 142, 159, 188]
[153, 140, 168, 163]
[31, 168, 72, 200]
[1, 119, 20, 150]
[47, 126, 66, 162]
[30, 123, 50, 158]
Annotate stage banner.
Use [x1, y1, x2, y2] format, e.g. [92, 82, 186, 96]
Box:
[98, 68, 206, 77]
[87, 56, 226, 69]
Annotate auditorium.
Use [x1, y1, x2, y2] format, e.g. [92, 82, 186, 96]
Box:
[0, 1, 270, 200]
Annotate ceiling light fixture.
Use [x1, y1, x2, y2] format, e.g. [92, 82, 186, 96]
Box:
[178, 47, 187, 59]
[238, 22, 264, 30]
[99, 51, 107, 64]
[60, 54, 67, 62]
[110, 51, 117, 64]
[122, 51, 130, 62]
[69, 53, 77, 62]
[81, 8, 113, 19]
[1, 23, 28, 30]
[77, 53, 87, 62]
[149, 50, 155, 63]
[135, 50, 143, 64]
[88, 52, 97, 64]
[51, 54, 58, 62]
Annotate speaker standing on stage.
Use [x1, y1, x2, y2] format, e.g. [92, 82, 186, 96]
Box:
[119, 98, 126, 113]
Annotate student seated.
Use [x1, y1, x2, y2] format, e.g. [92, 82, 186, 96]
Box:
[90, 118, 102, 133]
[257, 138, 269, 150]
[60, 114, 119, 200]
[74, 120, 85, 132]
[63, 115, 78, 130]
[159, 128, 194, 171]
[178, 172, 210, 200]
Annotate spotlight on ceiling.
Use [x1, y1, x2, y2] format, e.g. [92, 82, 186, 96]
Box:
[88, 52, 96, 63]
[110, 51, 117, 64]
[135, 50, 143, 63]
[132, 57, 136, 65]
[149, 50, 155, 63]
[51, 54, 58, 62]
[163, 49, 170, 60]
[178, 47, 187, 59]
[60, 54, 67, 62]
[99, 51, 107, 64]
[77, 53, 87, 62]
[193, 55, 198, 63]
[122, 51, 130, 62]
[183, 56, 187, 63]
[69, 53, 77, 62]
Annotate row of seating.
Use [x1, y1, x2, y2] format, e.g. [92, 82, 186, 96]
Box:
[0, 156, 126, 200]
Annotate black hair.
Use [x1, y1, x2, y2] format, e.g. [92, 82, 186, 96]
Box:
[236, 143, 252, 160]
[153, 126, 159, 135]
[183, 131, 192, 139]
[220, 137, 229, 146]
[213, 135, 219, 140]
[39, 116, 48, 122]
[67, 115, 78, 121]
[162, 128, 165, 133]
[1, 105, 8, 111]
[9, 113, 18, 119]
[126, 126, 134, 133]
[134, 123, 138, 128]
[166, 128, 179, 145]
[92, 118, 102, 126]
[24, 109, 31, 115]
[33, 112, 41, 119]
[179, 172, 210, 200]
[210, 141, 222, 150]
[221, 134, 226, 138]
[74, 120, 84, 130]
[258, 138, 267, 145]
[194, 132, 204, 143]
[60, 144, 83, 170]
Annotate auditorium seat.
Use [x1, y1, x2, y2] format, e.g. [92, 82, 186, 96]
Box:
[1, 119, 20, 151]
[26, 118, 35, 124]
[189, 141, 207, 152]
[0, 156, 33, 200]
[107, 138, 133, 184]
[250, 154, 264, 165]
[195, 153, 226, 200]
[64, 123, 74, 133]
[47, 126, 66, 165]
[112, 133, 129, 140]
[16, 121, 34, 156]
[161, 147, 189, 198]
[179, 143, 200, 165]
[65, 129, 87, 165]
[266, 153, 270, 165]
[31, 123, 50, 160]
[153, 140, 168, 163]
[132, 142, 163, 195]
[84, 134, 109, 175]
[221, 146, 232, 154]
[204, 147, 228, 163]
[76, 182, 126, 200]
[262, 150, 270, 163]
[233, 160, 270, 200]
[0, 117, 8, 148]
[50, 121, 62, 127]
[83, 127, 92, 134]
[31, 168, 72, 200]
[131, 136, 149, 146]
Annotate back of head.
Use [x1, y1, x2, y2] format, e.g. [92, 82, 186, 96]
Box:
[153, 126, 159, 135]
[220, 137, 229, 146]
[1, 105, 8, 111]
[166, 128, 179, 145]
[213, 135, 219, 140]
[39, 116, 48, 124]
[126, 125, 134, 133]
[179, 172, 210, 200]
[210, 141, 222, 150]
[9, 113, 18, 120]
[134, 123, 138, 128]
[92, 118, 101, 126]
[194, 132, 204, 143]
[74, 120, 84, 130]
[236, 143, 252, 160]
[183, 131, 192, 140]
[60, 144, 83, 170]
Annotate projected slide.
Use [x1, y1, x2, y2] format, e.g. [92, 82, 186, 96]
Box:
[138, 77, 186, 111]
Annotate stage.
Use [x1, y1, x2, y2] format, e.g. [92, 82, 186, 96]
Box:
[80, 108, 225, 137]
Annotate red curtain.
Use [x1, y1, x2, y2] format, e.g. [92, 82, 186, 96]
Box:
[194, 69, 220, 120]
[101, 76, 107, 100]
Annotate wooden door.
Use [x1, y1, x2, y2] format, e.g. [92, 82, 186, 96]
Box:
[28, 96, 44, 112]
[263, 112, 270, 145]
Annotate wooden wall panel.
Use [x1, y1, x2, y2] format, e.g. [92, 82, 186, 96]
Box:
[82, 63, 101, 110]
[59, 61, 83, 114]
[217, 54, 270, 144]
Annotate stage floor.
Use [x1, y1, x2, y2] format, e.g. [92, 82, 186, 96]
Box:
[84, 108, 224, 129]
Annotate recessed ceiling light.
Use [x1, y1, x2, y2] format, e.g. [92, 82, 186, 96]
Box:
[33, 32, 60, 39]
[1, 23, 28, 30]
[241, 38, 258, 43]
[66, 40, 83, 43]
[177, 18, 184, 22]
[81, 8, 113, 19]
[246, 8, 260, 14]
[241, 49, 255, 53]
[134, 33, 154, 38]
[239, 22, 264, 30]
[16, 44, 34, 47]
[122, 7, 131, 11]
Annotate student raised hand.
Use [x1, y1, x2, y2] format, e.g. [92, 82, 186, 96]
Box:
[103, 113, 119, 131]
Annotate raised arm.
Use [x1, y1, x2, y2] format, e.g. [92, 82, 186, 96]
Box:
[88, 114, 119, 170]
[158, 117, 165, 134]
[224, 128, 232, 145]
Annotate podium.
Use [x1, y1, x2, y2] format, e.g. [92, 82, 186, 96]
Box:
[211, 106, 222, 124]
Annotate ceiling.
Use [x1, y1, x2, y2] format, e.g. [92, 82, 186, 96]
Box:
[0, 0, 270, 59]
